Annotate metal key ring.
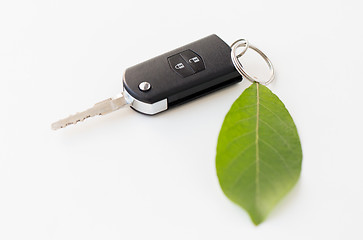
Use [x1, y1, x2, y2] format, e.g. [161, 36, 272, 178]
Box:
[231, 39, 275, 85]
[231, 39, 250, 58]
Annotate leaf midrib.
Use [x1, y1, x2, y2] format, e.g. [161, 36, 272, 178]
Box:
[255, 83, 260, 207]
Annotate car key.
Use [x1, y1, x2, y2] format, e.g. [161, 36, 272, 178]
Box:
[51, 34, 242, 130]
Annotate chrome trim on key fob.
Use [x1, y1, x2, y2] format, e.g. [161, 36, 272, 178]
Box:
[123, 73, 168, 115]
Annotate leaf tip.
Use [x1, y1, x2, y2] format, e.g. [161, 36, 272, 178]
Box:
[251, 216, 264, 226]
[249, 210, 266, 226]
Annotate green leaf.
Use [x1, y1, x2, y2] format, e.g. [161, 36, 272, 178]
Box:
[216, 82, 302, 225]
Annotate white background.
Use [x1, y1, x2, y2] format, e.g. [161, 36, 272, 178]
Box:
[1, 0, 362, 239]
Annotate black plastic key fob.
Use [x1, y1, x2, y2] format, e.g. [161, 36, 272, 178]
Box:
[123, 34, 242, 115]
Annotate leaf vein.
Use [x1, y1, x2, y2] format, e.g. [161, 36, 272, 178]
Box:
[229, 104, 257, 113]
[259, 119, 293, 150]
[255, 83, 260, 207]
[221, 143, 255, 177]
[259, 138, 294, 176]
[259, 102, 293, 129]
[230, 161, 256, 191]
[222, 116, 257, 134]
[218, 130, 255, 156]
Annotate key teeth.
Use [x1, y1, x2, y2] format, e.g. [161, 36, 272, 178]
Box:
[51, 94, 128, 130]
[51, 112, 92, 130]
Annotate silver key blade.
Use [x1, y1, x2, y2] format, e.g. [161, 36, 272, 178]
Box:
[51, 93, 130, 130]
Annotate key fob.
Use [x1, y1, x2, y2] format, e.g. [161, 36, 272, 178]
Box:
[123, 34, 242, 115]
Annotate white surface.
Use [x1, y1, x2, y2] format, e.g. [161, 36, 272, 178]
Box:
[1, 0, 363, 239]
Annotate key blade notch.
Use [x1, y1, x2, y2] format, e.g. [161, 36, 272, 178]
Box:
[51, 93, 129, 130]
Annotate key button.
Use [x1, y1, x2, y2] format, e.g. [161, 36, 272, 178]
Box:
[180, 50, 205, 73]
[175, 63, 185, 69]
[139, 81, 151, 91]
[168, 54, 195, 78]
